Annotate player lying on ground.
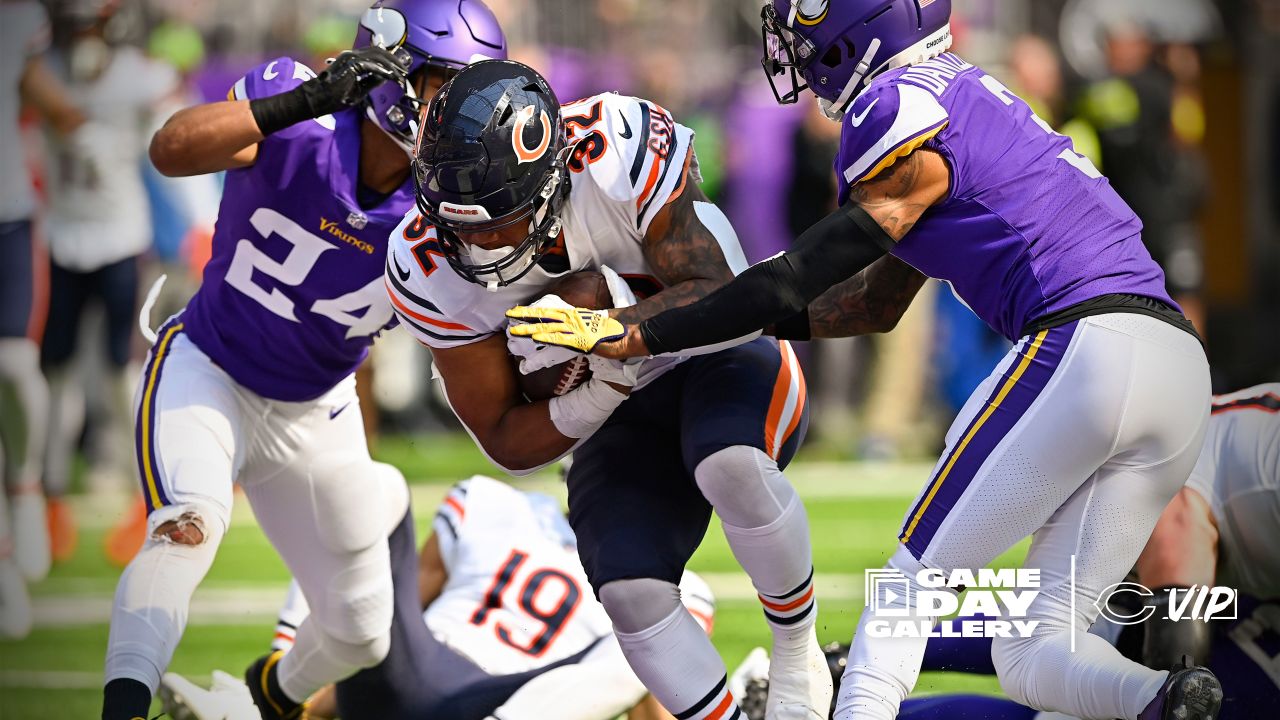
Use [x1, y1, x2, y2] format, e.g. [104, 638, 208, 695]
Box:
[100, 3, 506, 719]
[388, 59, 830, 719]
[508, 2, 1219, 720]
[160, 474, 717, 720]
[732, 385, 1280, 719]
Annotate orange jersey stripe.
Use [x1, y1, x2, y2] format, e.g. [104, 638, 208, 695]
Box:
[778, 342, 806, 453]
[386, 281, 476, 331]
[661, 150, 696, 209]
[636, 150, 665, 212]
[444, 495, 466, 519]
[759, 586, 814, 613]
[763, 344, 795, 460]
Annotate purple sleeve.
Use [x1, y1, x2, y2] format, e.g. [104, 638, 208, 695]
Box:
[834, 78, 949, 205]
[227, 56, 316, 103]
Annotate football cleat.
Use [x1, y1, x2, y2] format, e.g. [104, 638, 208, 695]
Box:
[245, 651, 306, 720]
[160, 671, 260, 720]
[729, 647, 771, 720]
[11, 491, 50, 581]
[1137, 657, 1223, 720]
[764, 629, 833, 720]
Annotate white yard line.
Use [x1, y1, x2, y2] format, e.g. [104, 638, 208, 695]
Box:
[29, 573, 869, 629]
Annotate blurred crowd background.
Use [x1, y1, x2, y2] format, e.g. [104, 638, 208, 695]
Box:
[5, 0, 1279, 560]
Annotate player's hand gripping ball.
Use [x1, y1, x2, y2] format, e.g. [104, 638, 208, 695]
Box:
[507, 304, 628, 354]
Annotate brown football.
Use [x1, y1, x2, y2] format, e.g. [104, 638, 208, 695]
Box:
[517, 271, 613, 401]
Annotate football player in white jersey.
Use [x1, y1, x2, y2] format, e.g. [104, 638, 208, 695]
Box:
[385, 60, 830, 719]
[161, 475, 718, 720]
[0, 0, 84, 639]
[39, 0, 179, 559]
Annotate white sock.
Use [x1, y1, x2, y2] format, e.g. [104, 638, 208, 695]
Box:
[834, 547, 941, 720]
[104, 507, 224, 692]
[613, 606, 743, 720]
[695, 446, 816, 650]
[272, 579, 310, 652]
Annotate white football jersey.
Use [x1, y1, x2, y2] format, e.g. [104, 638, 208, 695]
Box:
[425, 475, 612, 675]
[1184, 383, 1280, 599]
[43, 46, 177, 270]
[386, 92, 728, 358]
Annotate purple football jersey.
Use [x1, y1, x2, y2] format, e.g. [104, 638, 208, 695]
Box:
[835, 53, 1175, 341]
[181, 57, 409, 401]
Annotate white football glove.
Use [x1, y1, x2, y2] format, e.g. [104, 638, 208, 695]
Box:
[506, 294, 583, 374]
[586, 355, 645, 388]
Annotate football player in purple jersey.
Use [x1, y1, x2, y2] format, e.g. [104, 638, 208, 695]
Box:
[509, 2, 1218, 719]
[100, 3, 505, 719]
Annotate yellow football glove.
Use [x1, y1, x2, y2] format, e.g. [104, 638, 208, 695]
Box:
[506, 305, 628, 354]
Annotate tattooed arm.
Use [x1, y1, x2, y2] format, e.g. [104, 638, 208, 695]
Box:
[511, 149, 948, 358]
[796, 150, 944, 338]
[611, 173, 735, 324]
[806, 255, 928, 338]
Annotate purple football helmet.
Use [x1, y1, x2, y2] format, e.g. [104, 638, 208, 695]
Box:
[762, 0, 952, 120]
[354, 0, 507, 153]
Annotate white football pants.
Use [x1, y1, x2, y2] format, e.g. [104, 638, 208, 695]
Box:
[104, 323, 396, 701]
[837, 312, 1210, 720]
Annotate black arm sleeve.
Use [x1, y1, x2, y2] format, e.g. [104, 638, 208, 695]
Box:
[639, 201, 893, 355]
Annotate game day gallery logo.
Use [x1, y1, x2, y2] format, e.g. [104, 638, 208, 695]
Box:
[863, 567, 1042, 638]
[864, 562, 1239, 641]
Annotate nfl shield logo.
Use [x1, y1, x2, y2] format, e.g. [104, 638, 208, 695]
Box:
[347, 212, 368, 229]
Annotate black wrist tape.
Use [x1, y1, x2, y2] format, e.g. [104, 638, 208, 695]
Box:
[249, 87, 313, 137]
[772, 309, 812, 341]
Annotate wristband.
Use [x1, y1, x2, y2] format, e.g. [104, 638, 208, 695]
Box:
[249, 88, 312, 137]
[548, 378, 628, 439]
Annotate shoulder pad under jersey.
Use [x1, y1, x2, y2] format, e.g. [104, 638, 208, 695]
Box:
[835, 73, 949, 200]
[561, 92, 696, 238]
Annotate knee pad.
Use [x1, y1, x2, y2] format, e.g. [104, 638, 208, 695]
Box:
[694, 445, 796, 528]
[321, 623, 392, 669]
[316, 565, 394, 650]
[599, 578, 683, 635]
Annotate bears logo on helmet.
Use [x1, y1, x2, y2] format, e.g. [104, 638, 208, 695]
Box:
[414, 60, 570, 288]
[512, 106, 552, 164]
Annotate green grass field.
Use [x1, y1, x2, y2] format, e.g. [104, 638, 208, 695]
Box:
[0, 437, 1028, 718]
